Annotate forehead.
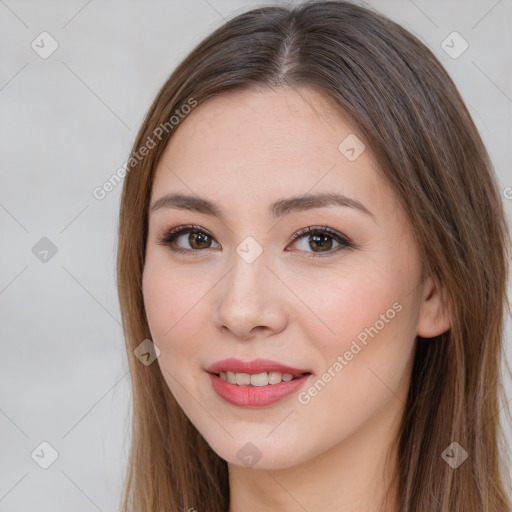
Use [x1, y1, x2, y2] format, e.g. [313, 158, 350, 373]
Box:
[151, 87, 395, 220]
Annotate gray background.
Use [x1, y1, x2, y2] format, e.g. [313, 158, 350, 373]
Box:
[1, 0, 511, 510]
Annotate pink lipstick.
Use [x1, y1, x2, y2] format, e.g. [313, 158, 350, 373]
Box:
[205, 358, 312, 407]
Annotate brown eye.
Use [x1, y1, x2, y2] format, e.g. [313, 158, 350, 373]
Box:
[158, 225, 221, 254]
[308, 233, 334, 252]
[187, 231, 213, 249]
[288, 226, 353, 257]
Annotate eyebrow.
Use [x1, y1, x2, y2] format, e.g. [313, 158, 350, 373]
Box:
[150, 192, 374, 220]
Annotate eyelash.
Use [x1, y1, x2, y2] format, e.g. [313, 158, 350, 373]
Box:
[157, 224, 355, 259]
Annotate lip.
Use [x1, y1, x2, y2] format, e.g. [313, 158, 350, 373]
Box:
[205, 358, 313, 408]
[205, 358, 312, 377]
[208, 373, 311, 407]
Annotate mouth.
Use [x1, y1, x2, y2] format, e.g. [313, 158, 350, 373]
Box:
[207, 371, 312, 407]
[205, 357, 313, 383]
[210, 370, 312, 386]
[205, 358, 313, 407]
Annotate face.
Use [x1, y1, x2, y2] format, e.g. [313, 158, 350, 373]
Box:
[142, 87, 427, 470]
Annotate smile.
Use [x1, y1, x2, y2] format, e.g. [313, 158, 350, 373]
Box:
[217, 370, 302, 386]
[208, 372, 312, 407]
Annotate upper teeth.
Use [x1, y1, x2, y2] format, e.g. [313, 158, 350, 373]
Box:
[219, 371, 296, 386]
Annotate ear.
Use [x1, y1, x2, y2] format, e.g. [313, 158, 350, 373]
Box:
[416, 274, 451, 338]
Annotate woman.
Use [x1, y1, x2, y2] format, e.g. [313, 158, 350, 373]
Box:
[116, 1, 511, 510]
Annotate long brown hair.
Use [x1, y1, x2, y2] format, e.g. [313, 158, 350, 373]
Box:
[116, 1, 512, 510]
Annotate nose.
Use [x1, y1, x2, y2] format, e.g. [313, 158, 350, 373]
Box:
[212, 250, 288, 341]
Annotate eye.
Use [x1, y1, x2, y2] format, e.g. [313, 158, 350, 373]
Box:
[287, 226, 354, 257]
[157, 225, 220, 255]
[157, 224, 354, 258]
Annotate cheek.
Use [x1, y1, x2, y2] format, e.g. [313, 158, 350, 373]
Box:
[142, 256, 208, 341]
[141, 256, 223, 405]
[142, 259, 210, 411]
[306, 238, 422, 357]
[287, 261, 405, 353]
[290, 257, 420, 405]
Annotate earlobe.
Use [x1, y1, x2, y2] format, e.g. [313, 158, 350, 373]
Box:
[416, 275, 452, 338]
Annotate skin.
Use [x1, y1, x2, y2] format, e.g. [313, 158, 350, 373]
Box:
[142, 86, 451, 512]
